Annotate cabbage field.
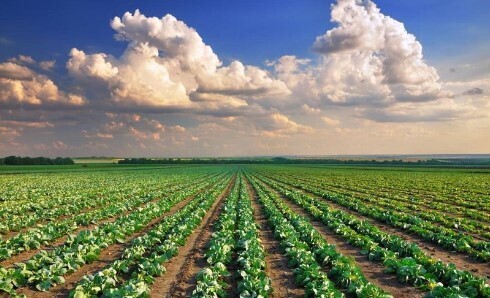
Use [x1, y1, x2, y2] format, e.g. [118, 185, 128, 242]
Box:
[0, 165, 489, 297]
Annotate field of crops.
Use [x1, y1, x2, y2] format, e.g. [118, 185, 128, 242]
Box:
[0, 165, 489, 297]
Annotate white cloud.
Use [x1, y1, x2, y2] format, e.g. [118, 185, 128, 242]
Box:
[271, 0, 448, 106]
[68, 49, 119, 80]
[67, 10, 288, 110]
[272, 56, 316, 99]
[196, 61, 289, 98]
[0, 59, 85, 107]
[111, 11, 221, 77]
[68, 45, 190, 107]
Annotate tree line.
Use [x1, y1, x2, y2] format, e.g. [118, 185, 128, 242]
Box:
[117, 157, 461, 166]
[0, 156, 75, 165]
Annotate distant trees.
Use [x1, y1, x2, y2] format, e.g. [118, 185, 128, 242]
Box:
[117, 157, 453, 166]
[118, 158, 227, 165]
[0, 156, 74, 165]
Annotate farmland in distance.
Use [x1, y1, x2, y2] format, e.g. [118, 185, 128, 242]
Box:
[0, 164, 489, 297]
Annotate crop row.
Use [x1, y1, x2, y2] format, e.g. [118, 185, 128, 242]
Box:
[277, 171, 490, 239]
[252, 172, 489, 297]
[247, 173, 391, 297]
[0, 172, 220, 262]
[0, 169, 217, 234]
[192, 175, 241, 297]
[0, 172, 231, 296]
[272, 168, 490, 222]
[193, 174, 271, 297]
[70, 173, 232, 297]
[261, 171, 490, 261]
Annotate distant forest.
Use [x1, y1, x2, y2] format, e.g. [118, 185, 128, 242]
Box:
[117, 157, 490, 166]
[0, 156, 75, 165]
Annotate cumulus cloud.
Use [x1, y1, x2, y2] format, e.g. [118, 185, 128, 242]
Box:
[0, 62, 34, 80]
[0, 58, 85, 107]
[111, 11, 220, 76]
[68, 46, 189, 107]
[189, 92, 248, 109]
[67, 10, 288, 111]
[68, 49, 119, 80]
[271, 0, 448, 106]
[196, 61, 289, 98]
[271, 56, 317, 100]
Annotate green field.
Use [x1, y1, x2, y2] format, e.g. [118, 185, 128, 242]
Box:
[0, 165, 488, 297]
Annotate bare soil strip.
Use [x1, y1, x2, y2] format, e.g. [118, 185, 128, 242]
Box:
[258, 178, 428, 298]
[150, 176, 235, 298]
[276, 179, 490, 279]
[244, 177, 305, 298]
[16, 189, 206, 298]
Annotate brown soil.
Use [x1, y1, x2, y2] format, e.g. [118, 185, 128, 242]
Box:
[149, 176, 235, 297]
[15, 188, 204, 298]
[244, 177, 305, 298]
[270, 178, 490, 281]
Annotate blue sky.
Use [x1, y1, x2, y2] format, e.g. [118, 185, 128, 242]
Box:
[2, 0, 490, 65]
[0, 0, 489, 157]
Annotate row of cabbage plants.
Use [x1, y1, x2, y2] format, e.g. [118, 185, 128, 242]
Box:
[254, 173, 489, 298]
[262, 171, 490, 261]
[248, 174, 390, 298]
[0, 173, 231, 296]
[70, 173, 233, 297]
